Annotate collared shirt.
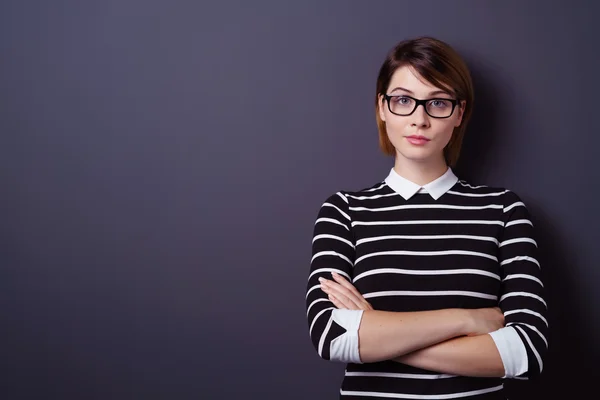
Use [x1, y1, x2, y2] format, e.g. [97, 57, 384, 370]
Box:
[384, 167, 458, 200]
[307, 168, 539, 386]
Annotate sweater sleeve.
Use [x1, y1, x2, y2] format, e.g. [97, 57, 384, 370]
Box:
[493, 190, 549, 378]
[306, 191, 364, 363]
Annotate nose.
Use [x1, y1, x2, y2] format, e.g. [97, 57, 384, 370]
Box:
[410, 104, 430, 127]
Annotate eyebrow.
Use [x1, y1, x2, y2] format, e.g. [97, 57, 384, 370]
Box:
[389, 86, 452, 97]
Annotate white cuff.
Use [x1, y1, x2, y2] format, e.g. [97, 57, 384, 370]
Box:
[488, 326, 528, 378]
[329, 309, 364, 363]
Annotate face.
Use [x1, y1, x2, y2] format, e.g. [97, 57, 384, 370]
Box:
[378, 65, 465, 166]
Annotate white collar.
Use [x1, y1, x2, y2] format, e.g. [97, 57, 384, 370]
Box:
[384, 167, 458, 200]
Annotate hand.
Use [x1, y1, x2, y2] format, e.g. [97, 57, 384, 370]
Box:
[464, 307, 505, 336]
[319, 272, 373, 311]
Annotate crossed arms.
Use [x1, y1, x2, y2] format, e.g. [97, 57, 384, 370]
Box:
[306, 191, 548, 379]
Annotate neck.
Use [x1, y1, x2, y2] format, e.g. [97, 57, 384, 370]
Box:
[393, 154, 449, 186]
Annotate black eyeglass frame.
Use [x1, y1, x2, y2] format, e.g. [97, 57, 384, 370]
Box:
[382, 94, 460, 119]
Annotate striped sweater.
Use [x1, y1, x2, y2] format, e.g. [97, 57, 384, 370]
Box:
[305, 168, 548, 399]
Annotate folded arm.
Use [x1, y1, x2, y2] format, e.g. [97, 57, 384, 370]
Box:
[393, 191, 548, 379]
[394, 333, 504, 377]
[307, 192, 481, 363]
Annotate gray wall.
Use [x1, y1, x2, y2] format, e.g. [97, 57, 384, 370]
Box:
[2, 1, 598, 399]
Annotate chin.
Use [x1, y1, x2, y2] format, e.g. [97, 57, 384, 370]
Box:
[395, 147, 439, 163]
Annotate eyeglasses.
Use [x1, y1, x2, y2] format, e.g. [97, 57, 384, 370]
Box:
[383, 94, 459, 119]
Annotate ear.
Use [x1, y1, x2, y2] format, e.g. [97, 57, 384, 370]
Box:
[378, 95, 387, 122]
[455, 100, 466, 127]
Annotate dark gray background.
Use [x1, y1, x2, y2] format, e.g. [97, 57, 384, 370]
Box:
[1, 1, 598, 399]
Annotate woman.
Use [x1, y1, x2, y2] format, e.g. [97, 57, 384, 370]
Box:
[305, 37, 548, 399]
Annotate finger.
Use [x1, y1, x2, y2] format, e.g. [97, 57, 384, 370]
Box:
[319, 278, 334, 294]
[329, 283, 373, 311]
[329, 274, 368, 309]
[328, 293, 357, 310]
[320, 279, 359, 309]
[328, 293, 344, 309]
[320, 280, 356, 309]
[322, 279, 365, 310]
[331, 272, 364, 299]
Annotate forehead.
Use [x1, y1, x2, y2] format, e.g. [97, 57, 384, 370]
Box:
[388, 65, 451, 95]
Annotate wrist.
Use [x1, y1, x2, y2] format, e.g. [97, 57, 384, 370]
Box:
[456, 308, 473, 336]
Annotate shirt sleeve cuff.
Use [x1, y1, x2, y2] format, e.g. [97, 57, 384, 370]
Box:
[488, 326, 528, 378]
[329, 309, 364, 363]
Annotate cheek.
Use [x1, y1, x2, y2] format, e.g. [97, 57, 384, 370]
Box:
[383, 117, 407, 136]
[434, 121, 456, 141]
[438, 127, 457, 150]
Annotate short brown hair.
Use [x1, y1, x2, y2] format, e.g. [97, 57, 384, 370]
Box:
[375, 37, 474, 167]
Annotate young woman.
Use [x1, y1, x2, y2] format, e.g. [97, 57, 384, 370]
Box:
[305, 37, 548, 399]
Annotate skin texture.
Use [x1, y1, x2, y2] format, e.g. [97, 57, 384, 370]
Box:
[321, 273, 505, 377]
[379, 65, 465, 185]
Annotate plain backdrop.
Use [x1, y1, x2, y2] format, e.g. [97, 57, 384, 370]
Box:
[2, 1, 598, 399]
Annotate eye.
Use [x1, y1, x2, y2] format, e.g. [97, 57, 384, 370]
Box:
[429, 99, 451, 108]
[393, 96, 413, 105]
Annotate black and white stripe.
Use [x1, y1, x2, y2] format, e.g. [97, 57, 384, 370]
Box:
[306, 179, 548, 399]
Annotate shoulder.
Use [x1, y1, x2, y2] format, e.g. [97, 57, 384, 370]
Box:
[455, 178, 530, 215]
[453, 178, 507, 195]
[322, 180, 389, 204]
[316, 180, 390, 218]
[454, 179, 522, 199]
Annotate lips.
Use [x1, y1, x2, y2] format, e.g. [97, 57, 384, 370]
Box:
[405, 135, 430, 146]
